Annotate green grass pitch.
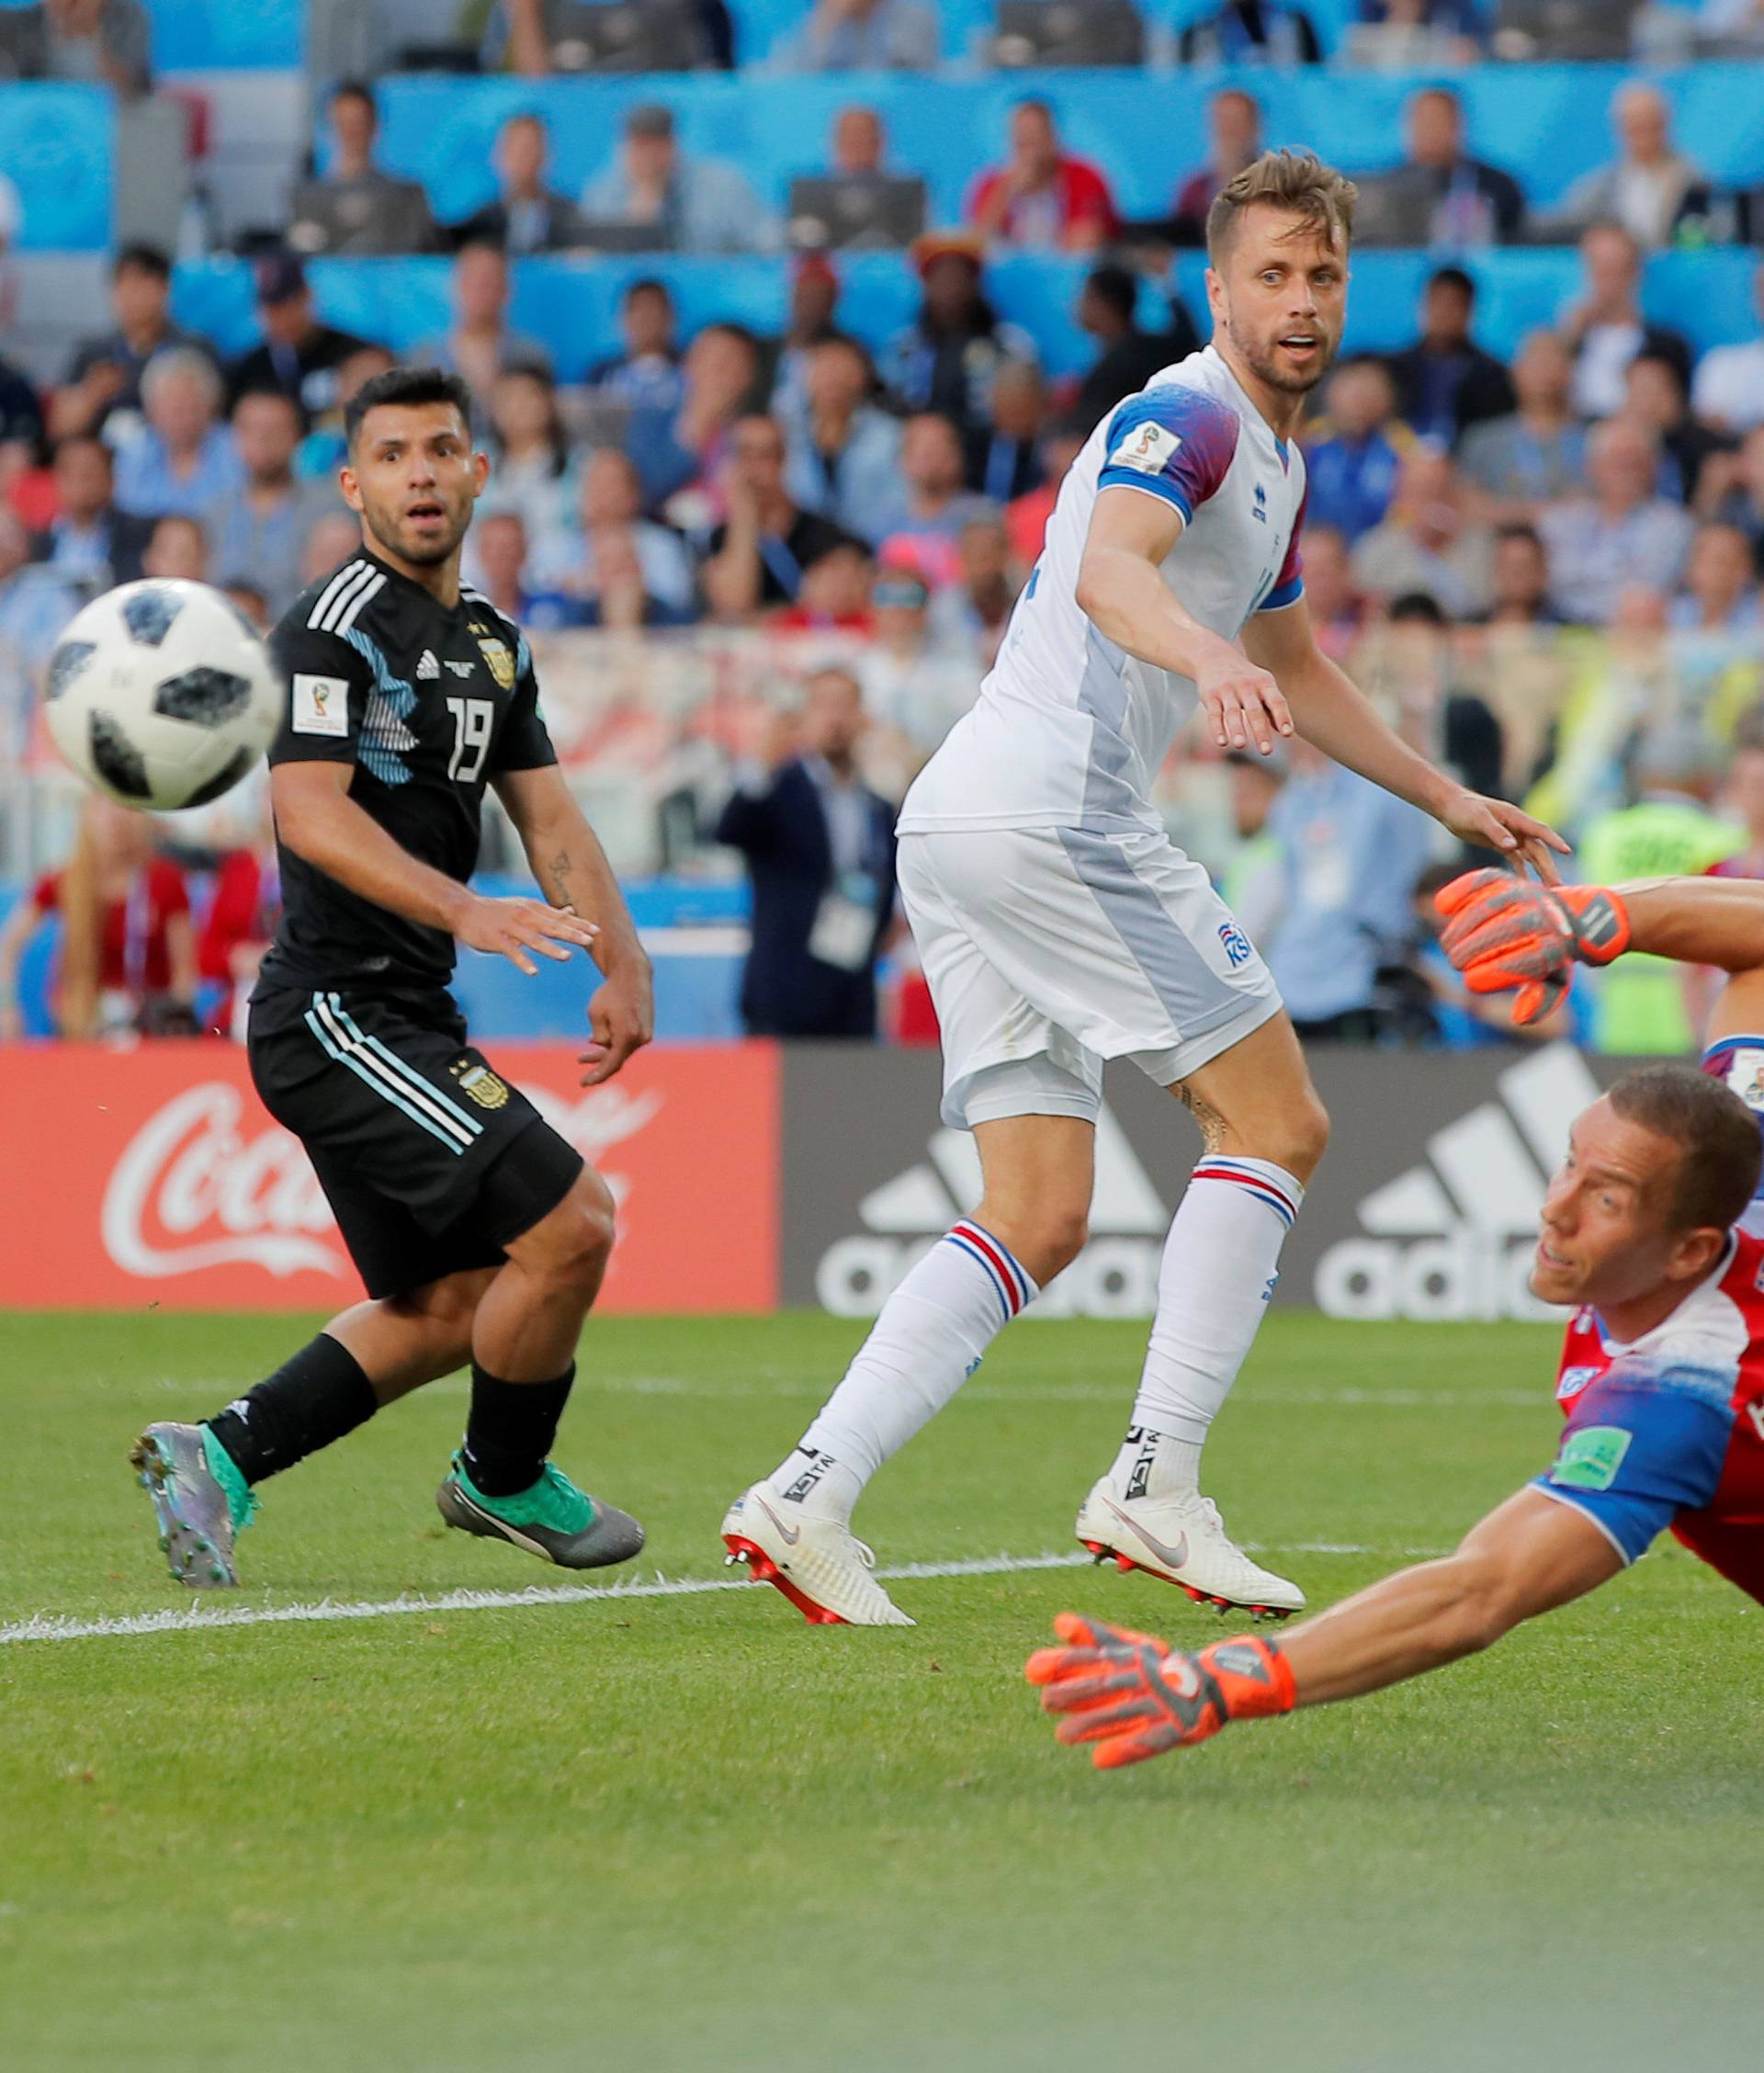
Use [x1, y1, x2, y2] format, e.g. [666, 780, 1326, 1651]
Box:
[1, 1308, 1759, 2072]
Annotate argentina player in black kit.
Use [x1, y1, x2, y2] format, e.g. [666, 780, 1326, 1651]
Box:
[132, 368, 655, 1588]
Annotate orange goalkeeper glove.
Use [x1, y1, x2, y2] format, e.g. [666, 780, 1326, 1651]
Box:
[1433, 869, 1631, 1026]
[1025, 1613, 1294, 1769]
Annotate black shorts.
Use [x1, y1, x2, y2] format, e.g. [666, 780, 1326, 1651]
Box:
[247, 982, 583, 1300]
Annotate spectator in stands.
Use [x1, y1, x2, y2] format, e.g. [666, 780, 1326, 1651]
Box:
[773, 540, 875, 634]
[293, 342, 395, 485]
[0, 339, 42, 472]
[1263, 741, 1434, 1042]
[529, 447, 695, 619]
[1298, 523, 1363, 654]
[481, 363, 571, 539]
[831, 104, 886, 178]
[1670, 521, 1761, 632]
[1348, 0, 1483, 68]
[288, 81, 437, 257]
[50, 244, 204, 443]
[1351, 442, 1493, 617]
[0, 796, 193, 1044]
[224, 580, 269, 632]
[113, 348, 241, 521]
[1558, 221, 1691, 420]
[877, 413, 999, 590]
[1372, 85, 1526, 248]
[1690, 257, 1764, 435]
[1623, 349, 1729, 506]
[966, 99, 1120, 254]
[1699, 423, 1764, 545]
[587, 278, 684, 417]
[1304, 356, 1405, 544]
[883, 235, 1037, 433]
[540, 522, 684, 632]
[141, 514, 209, 582]
[195, 794, 279, 1043]
[1179, 1, 1322, 64]
[1476, 521, 1560, 627]
[1383, 590, 1504, 801]
[471, 509, 535, 627]
[1550, 83, 1705, 253]
[625, 320, 761, 515]
[1385, 266, 1515, 448]
[1005, 416, 1086, 569]
[298, 512, 361, 589]
[703, 413, 864, 620]
[0, 0, 151, 97]
[227, 253, 371, 422]
[579, 103, 779, 255]
[967, 361, 1045, 505]
[30, 435, 153, 591]
[0, 508, 79, 687]
[1456, 328, 1588, 522]
[785, 0, 938, 68]
[203, 390, 340, 619]
[766, 252, 849, 426]
[1539, 415, 1695, 625]
[450, 111, 586, 255]
[1169, 89, 1261, 247]
[785, 334, 903, 546]
[1073, 264, 1202, 433]
[860, 569, 979, 776]
[413, 238, 551, 413]
[927, 514, 1019, 664]
[715, 666, 898, 1041]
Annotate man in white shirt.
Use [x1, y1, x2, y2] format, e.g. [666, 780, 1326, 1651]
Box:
[1691, 258, 1764, 435]
[722, 150, 1564, 1628]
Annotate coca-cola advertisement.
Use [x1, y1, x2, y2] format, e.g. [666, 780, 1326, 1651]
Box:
[0, 1042, 780, 1312]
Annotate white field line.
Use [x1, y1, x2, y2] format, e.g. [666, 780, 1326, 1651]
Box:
[0, 1542, 1443, 1649]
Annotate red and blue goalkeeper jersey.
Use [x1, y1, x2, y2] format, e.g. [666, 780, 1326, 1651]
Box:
[1544, 1226, 1764, 1603]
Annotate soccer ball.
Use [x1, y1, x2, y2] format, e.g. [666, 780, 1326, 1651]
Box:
[43, 579, 283, 812]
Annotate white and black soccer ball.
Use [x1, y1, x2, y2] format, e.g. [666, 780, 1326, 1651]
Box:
[43, 579, 283, 812]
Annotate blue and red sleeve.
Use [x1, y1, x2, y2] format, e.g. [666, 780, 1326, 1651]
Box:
[1532, 1356, 1736, 1564]
[1257, 481, 1307, 614]
[1098, 386, 1239, 524]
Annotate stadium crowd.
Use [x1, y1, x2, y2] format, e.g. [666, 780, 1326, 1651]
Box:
[5, 2, 1764, 1053]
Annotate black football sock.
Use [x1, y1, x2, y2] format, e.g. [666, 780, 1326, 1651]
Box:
[461, 1362, 575, 1497]
[204, 1334, 379, 1487]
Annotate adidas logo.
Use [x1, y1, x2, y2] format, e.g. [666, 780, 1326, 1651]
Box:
[1315, 1044, 1599, 1323]
[416, 650, 440, 681]
[815, 1104, 1168, 1320]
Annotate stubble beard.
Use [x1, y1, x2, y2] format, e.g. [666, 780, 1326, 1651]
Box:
[364, 499, 471, 571]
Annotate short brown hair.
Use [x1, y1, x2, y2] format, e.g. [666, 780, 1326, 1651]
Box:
[1608, 1065, 1763, 1234]
[1205, 149, 1357, 265]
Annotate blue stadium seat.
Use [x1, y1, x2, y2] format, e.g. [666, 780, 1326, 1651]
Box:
[141, 0, 304, 72]
[0, 85, 113, 253]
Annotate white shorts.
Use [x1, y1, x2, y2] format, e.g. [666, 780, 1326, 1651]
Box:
[899, 824, 1283, 1129]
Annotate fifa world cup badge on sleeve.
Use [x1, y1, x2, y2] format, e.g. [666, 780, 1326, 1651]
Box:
[1110, 421, 1181, 474]
[292, 673, 350, 737]
[1552, 1425, 1632, 1492]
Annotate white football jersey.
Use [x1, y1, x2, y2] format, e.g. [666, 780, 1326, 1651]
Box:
[899, 345, 1307, 836]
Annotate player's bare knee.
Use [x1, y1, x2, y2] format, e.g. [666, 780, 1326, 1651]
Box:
[1441, 1550, 1518, 1658]
[1017, 1203, 1089, 1282]
[1278, 1089, 1330, 1182]
[546, 1171, 617, 1293]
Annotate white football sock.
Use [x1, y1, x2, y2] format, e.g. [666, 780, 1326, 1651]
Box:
[1112, 1156, 1303, 1501]
[766, 1220, 1038, 1523]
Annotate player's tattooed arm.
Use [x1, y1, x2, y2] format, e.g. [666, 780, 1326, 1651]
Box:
[494, 765, 654, 1084]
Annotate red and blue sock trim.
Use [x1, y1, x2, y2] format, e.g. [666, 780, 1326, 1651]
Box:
[1188, 1158, 1301, 1229]
[945, 1220, 1033, 1327]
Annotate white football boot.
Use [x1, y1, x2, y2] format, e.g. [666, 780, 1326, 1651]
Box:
[721, 1486, 915, 1627]
[1072, 1478, 1305, 1618]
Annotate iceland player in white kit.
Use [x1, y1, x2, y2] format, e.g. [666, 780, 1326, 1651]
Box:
[723, 151, 1566, 1626]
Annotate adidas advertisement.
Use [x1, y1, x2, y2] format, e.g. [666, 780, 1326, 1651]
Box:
[780, 1043, 1625, 1322]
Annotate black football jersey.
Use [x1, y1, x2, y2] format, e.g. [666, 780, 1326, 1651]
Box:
[257, 548, 557, 993]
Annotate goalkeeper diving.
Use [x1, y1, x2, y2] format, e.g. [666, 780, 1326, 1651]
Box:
[1028, 868, 1764, 1770]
